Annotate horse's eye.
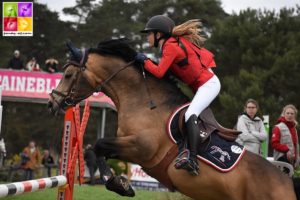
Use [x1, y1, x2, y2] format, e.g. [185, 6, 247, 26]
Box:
[65, 73, 72, 79]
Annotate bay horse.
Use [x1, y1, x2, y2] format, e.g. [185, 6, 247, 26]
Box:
[48, 39, 297, 200]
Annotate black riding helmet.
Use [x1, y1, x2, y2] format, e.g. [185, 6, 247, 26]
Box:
[141, 15, 175, 47]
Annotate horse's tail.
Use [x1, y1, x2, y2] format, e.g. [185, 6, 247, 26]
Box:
[293, 177, 300, 200]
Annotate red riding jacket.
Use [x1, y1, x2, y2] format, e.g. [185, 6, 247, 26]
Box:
[144, 37, 216, 92]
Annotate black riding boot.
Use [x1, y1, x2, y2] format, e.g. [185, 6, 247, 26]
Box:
[175, 114, 200, 176]
[97, 157, 135, 197]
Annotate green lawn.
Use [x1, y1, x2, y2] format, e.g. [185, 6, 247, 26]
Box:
[4, 185, 190, 200]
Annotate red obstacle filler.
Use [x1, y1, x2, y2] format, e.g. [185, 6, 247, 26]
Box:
[0, 100, 90, 199]
[58, 100, 90, 200]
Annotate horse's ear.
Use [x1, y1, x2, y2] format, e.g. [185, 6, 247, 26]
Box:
[66, 41, 82, 62]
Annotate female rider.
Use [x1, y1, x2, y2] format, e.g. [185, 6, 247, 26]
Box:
[135, 15, 221, 176]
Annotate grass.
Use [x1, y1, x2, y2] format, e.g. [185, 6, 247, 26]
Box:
[4, 185, 190, 200]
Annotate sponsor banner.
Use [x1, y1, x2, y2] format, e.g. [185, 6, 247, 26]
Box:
[130, 164, 168, 191]
[2, 2, 33, 37]
[0, 69, 114, 106]
[130, 164, 158, 182]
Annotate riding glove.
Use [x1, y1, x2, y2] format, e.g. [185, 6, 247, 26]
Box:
[135, 53, 148, 63]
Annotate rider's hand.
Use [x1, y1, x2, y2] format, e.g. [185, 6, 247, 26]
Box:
[135, 53, 148, 63]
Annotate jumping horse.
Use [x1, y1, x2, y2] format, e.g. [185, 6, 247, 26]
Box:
[48, 39, 297, 200]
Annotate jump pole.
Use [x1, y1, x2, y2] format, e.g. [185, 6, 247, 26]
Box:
[0, 176, 66, 198]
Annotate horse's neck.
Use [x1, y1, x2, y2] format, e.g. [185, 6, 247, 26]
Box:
[102, 65, 187, 129]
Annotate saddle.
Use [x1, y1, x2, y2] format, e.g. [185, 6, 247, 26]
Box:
[178, 106, 241, 142]
[143, 105, 242, 191]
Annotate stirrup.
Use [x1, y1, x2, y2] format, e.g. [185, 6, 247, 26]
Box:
[105, 175, 135, 197]
[175, 157, 199, 176]
[175, 149, 190, 163]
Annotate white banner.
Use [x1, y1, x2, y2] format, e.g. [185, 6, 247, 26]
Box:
[130, 164, 158, 183]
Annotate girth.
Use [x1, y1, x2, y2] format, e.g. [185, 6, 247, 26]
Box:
[142, 145, 178, 191]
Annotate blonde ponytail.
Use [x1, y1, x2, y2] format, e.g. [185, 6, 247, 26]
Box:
[172, 19, 206, 48]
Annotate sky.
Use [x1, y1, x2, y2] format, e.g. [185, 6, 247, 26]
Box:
[37, 0, 299, 21]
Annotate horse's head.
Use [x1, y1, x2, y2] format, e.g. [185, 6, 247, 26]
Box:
[48, 42, 96, 115]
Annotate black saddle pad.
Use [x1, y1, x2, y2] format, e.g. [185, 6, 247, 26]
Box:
[167, 103, 246, 172]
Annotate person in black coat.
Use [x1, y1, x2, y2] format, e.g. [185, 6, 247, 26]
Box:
[84, 144, 98, 185]
[8, 50, 25, 70]
[42, 149, 55, 177]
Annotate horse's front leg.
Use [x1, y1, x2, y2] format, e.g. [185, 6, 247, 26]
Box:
[93, 136, 137, 197]
[94, 135, 140, 162]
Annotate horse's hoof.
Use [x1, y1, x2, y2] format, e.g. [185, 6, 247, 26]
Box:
[105, 175, 135, 197]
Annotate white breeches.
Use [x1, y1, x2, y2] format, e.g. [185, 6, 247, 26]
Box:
[185, 75, 221, 122]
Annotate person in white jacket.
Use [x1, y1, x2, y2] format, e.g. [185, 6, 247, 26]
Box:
[236, 99, 267, 155]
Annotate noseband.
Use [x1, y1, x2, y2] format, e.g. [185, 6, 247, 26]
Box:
[50, 49, 135, 109]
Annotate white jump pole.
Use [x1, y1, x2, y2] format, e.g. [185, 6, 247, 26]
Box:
[0, 175, 67, 198]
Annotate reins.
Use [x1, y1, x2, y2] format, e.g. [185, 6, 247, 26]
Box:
[96, 60, 156, 110]
[95, 60, 135, 92]
[51, 46, 156, 110]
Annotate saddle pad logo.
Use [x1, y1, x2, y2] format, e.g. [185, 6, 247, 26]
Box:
[2, 2, 33, 36]
[210, 145, 231, 162]
[231, 145, 243, 154]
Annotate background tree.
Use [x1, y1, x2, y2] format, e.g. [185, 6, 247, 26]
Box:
[0, 2, 76, 70]
[208, 7, 300, 126]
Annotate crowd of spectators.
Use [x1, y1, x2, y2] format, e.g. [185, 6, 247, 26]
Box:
[7, 49, 60, 73]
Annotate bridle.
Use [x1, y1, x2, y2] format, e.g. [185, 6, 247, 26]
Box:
[50, 49, 135, 110]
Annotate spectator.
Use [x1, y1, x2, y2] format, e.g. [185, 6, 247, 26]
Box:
[236, 99, 267, 155]
[21, 141, 41, 180]
[26, 57, 41, 71]
[45, 58, 59, 73]
[272, 104, 300, 170]
[42, 149, 55, 177]
[84, 144, 97, 185]
[8, 50, 25, 70]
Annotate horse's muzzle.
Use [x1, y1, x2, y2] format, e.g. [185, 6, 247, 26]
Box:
[47, 98, 65, 116]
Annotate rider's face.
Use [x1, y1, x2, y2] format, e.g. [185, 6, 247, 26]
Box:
[147, 32, 155, 47]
